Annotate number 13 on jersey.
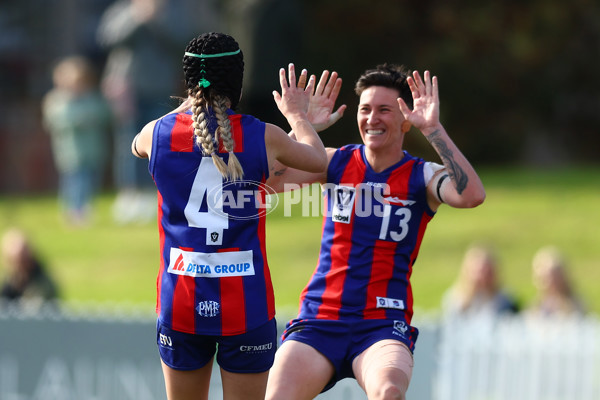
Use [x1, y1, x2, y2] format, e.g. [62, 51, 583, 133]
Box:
[379, 204, 411, 242]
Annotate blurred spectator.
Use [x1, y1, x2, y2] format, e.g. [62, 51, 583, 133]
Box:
[0, 228, 59, 311]
[96, 0, 217, 223]
[42, 55, 113, 226]
[442, 244, 519, 319]
[528, 246, 585, 318]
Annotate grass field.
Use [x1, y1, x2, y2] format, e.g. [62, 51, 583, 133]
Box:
[1, 166, 598, 318]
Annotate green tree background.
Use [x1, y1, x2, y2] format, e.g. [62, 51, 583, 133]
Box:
[238, 0, 600, 167]
[0, 0, 598, 191]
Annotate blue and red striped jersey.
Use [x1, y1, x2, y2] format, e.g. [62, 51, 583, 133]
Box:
[297, 144, 436, 325]
[149, 109, 275, 336]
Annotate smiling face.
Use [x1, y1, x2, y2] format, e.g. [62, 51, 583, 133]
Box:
[357, 86, 407, 153]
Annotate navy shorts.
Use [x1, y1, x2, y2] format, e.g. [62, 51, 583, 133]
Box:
[157, 318, 277, 373]
[281, 318, 418, 391]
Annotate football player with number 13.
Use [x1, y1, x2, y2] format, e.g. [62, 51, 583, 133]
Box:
[266, 64, 486, 400]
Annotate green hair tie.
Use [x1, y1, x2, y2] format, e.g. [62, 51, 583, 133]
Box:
[198, 78, 211, 88]
[185, 49, 240, 89]
[184, 49, 241, 59]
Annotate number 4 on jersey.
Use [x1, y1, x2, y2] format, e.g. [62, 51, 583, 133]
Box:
[184, 158, 228, 245]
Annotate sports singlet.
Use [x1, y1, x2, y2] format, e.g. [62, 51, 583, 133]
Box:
[297, 144, 436, 325]
[149, 109, 275, 336]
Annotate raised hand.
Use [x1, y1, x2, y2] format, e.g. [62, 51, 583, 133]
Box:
[397, 70, 441, 134]
[307, 70, 347, 132]
[273, 64, 315, 122]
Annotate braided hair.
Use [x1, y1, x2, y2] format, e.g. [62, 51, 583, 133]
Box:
[183, 32, 245, 180]
[354, 64, 413, 109]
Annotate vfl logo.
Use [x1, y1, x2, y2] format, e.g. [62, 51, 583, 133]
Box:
[197, 300, 220, 317]
[336, 186, 355, 210]
[210, 232, 219, 243]
[393, 320, 409, 338]
[331, 186, 356, 224]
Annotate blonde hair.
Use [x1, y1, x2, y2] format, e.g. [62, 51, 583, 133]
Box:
[531, 246, 585, 316]
[190, 90, 243, 180]
[532, 246, 573, 296]
[453, 244, 500, 311]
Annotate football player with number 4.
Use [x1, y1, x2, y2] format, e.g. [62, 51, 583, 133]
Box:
[132, 32, 327, 400]
[265, 65, 486, 400]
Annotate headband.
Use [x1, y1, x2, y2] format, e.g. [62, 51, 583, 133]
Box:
[184, 49, 241, 59]
[184, 49, 241, 88]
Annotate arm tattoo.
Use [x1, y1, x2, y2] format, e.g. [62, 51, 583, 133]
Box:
[427, 130, 468, 194]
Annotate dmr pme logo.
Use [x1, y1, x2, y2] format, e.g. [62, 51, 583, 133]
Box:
[196, 300, 220, 317]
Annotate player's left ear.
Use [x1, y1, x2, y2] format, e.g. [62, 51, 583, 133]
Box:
[401, 120, 411, 133]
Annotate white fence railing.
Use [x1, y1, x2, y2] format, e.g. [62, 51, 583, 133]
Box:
[1, 305, 599, 400]
[435, 315, 600, 400]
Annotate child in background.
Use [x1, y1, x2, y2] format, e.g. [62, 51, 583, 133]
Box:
[42, 56, 113, 226]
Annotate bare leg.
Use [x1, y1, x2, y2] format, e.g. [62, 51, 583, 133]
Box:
[352, 340, 414, 400]
[161, 359, 213, 400]
[265, 340, 335, 400]
[220, 368, 269, 400]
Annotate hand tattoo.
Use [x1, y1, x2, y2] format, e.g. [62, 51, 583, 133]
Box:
[427, 130, 468, 194]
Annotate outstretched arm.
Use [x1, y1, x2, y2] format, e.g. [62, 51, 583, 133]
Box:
[267, 64, 328, 176]
[267, 70, 345, 191]
[398, 70, 485, 210]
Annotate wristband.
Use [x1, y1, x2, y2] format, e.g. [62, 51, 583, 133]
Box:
[436, 174, 449, 203]
[133, 134, 143, 158]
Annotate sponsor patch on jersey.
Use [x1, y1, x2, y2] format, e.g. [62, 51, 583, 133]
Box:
[376, 296, 405, 310]
[167, 248, 255, 278]
[197, 300, 220, 317]
[331, 185, 356, 224]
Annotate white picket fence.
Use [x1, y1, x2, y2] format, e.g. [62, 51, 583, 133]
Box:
[1, 305, 599, 400]
[435, 315, 600, 400]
